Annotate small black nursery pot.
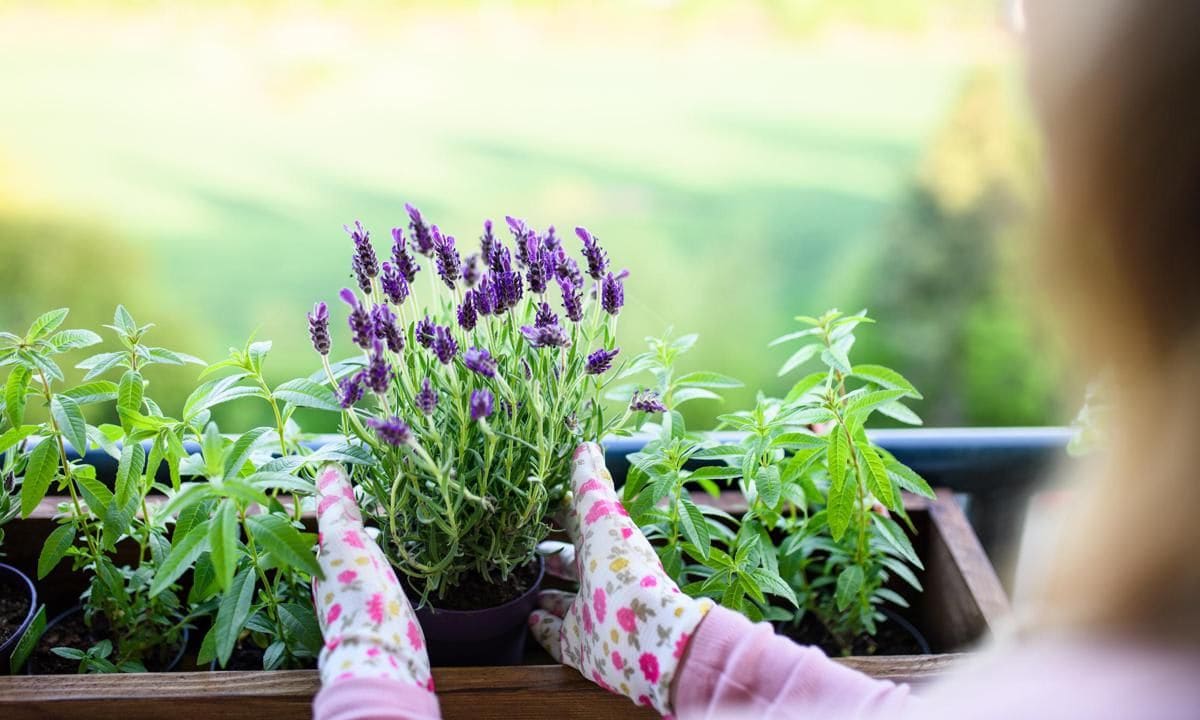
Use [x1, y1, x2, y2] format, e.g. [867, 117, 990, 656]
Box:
[0, 563, 37, 673]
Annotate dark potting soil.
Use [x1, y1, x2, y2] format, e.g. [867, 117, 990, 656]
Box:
[214, 645, 318, 671]
[430, 561, 541, 611]
[30, 611, 184, 674]
[0, 579, 31, 646]
[781, 613, 926, 657]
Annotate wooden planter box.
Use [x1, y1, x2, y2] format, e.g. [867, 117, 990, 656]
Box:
[0, 490, 1006, 719]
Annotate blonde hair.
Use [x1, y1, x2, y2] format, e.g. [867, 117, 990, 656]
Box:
[1025, 0, 1200, 644]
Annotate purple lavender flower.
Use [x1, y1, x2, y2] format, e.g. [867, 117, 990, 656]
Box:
[534, 301, 557, 328]
[494, 271, 523, 314]
[555, 253, 583, 288]
[469, 388, 494, 421]
[480, 220, 496, 266]
[585, 347, 620, 375]
[341, 288, 374, 349]
[346, 220, 379, 293]
[520, 322, 571, 349]
[432, 226, 461, 289]
[380, 262, 410, 306]
[338, 371, 366, 408]
[601, 271, 625, 316]
[542, 225, 560, 251]
[462, 253, 481, 287]
[308, 301, 331, 355]
[371, 304, 404, 353]
[365, 341, 391, 395]
[457, 292, 477, 331]
[526, 245, 550, 294]
[463, 347, 497, 378]
[577, 226, 607, 280]
[557, 277, 583, 323]
[406, 203, 435, 256]
[390, 228, 420, 283]
[415, 378, 438, 415]
[366, 416, 411, 447]
[630, 389, 667, 413]
[416, 315, 436, 348]
[506, 216, 533, 267]
[472, 279, 495, 317]
[432, 326, 459, 365]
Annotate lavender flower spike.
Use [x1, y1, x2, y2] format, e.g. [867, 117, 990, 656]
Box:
[432, 326, 459, 365]
[558, 277, 583, 323]
[365, 341, 391, 395]
[406, 203, 435, 256]
[415, 378, 438, 415]
[457, 292, 477, 331]
[366, 416, 412, 447]
[470, 388, 495, 421]
[534, 302, 557, 328]
[338, 371, 366, 408]
[630, 389, 667, 413]
[346, 220, 379, 293]
[585, 347, 620, 375]
[308, 302, 331, 355]
[463, 347, 497, 378]
[480, 220, 496, 267]
[577, 226, 607, 280]
[520, 323, 571, 349]
[340, 288, 374, 349]
[380, 262, 410, 306]
[601, 271, 625, 316]
[432, 226, 461, 289]
[390, 227, 420, 283]
[371, 303, 404, 353]
[416, 315, 437, 348]
[462, 253, 481, 288]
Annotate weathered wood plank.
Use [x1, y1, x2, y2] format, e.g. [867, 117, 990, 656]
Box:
[0, 655, 964, 720]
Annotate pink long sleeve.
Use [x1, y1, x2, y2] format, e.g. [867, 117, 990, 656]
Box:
[313, 677, 441, 720]
[673, 606, 914, 720]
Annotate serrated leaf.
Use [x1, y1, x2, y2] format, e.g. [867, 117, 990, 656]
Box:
[47, 329, 102, 353]
[882, 557, 923, 591]
[20, 439, 59, 516]
[26, 309, 69, 342]
[50, 395, 88, 455]
[76, 472, 114, 519]
[835, 565, 864, 612]
[114, 440, 146, 508]
[113, 305, 137, 335]
[755, 465, 782, 510]
[688, 465, 742, 481]
[117, 371, 144, 433]
[224, 427, 273, 478]
[845, 389, 909, 420]
[783, 371, 827, 404]
[877, 400, 923, 426]
[0, 424, 37, 455]
[214, 566, 256, 666]
[821, 346, 852, 374]
[60, 381, 120, 406]
[750, 569, 798, 607]
[217, 477, 273, 509]
[677, 494, 710, 561]
[778, 343, 821, 377]
[672, 387, 721, 405]
[872, 514, 923, 568]
[247, 471, 314, 494]
[209, 500, 239, 592]
[860, 443, 898, 511]
[184, 375, 260, 420]
[886, 460, 935, 499]
[246, 513, 321, 578]
[770, 432, 824, 450]
[674, 371, 743, 389]
[851, 364, 922, 399]
[150, 522, 210, 597]
[277, 602, 322, 655]
[38, 523, 75, 578]
[768, 326, 822, 347]
[273, 378, 341, 412]
[4, 366, 31, 428]
[77, 351, 127, 381]
[827, 432, 853, 542]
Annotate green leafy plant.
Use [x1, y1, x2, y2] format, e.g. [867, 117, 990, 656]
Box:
[4, 306, 207, 671]
[307, 213, 629, 602]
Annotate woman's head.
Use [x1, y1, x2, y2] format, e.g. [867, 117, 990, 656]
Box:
[1022, 0, 1200, 645]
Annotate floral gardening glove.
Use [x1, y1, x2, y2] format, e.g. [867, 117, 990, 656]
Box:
[312, 462, 434, 693]
[529, 443, 713, 717]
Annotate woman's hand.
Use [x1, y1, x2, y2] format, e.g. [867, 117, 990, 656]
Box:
[312, 462, 434, 692]
[529, 443, 712, 716]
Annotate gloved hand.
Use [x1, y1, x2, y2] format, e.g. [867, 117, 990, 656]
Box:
[529, 443, 713, 717]
[312, 462, 434, 692]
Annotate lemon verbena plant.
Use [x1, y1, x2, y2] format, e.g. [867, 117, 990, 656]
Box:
[307, 209, 630, 602]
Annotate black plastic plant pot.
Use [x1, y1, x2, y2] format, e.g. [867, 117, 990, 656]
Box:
[415, 556, 545, 667]
[0, 562, 37, 673]
[27, 606, 189, 674]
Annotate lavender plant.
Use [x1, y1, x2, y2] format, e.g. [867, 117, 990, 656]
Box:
[309, 211, 629, 601]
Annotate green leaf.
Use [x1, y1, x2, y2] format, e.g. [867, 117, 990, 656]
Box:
[263, 640, 287, 671]
[25, 309, 69, 343]
[835, 565, 864, 612]
[209, 500, 239, 592]
[886, 460, 935, 499]
[51, 395, 88, 455]
[246, 513, 322, 578]
[4, 366, 30, 427]
[688, 465, 742, 481]
[674, 371, 743, 389]
[851, 364, 922, 399]
[691, 445, 745, 461]
[672, 387, 721, 406]
[882, 557, 923, 591]
[38, 524, 75, 579]
[872, 514, 923, 569]
[76, 472, 115, 519]
[214, 566, 256, 666]
[223, 427, 273, 478]
[769, 432, 824, 450]
[750, 569, 798, 607]
[877, 401, 923, 426]
[783, 371, 827, 404]
[114, 440, 147, 508]
[875, 588, 910, 609]
[47, 329, 102, 353]
[755, 465, 782, 510]
[61, 381, 120, 406]
[217, 477, 273, 509]
[150, 522, 210, 597]
[272, 378, 340, 412]
[112, 305, 138, 335]
[821, 346, 852, 374]
[247, 471, 314, 494]
[777, 343, 820, 377]
[860, 443, 898, 512]
[277, 602, 322, 655]
[9, 605, 46, 673]
[767, 326, 822, 347]
[184, 374, 261, 420]
[20, 439, 59, 516]
[845, 389, 909, 420]
[76, 352, 127, 381]
[827, 433, 853, 542]
[677, 494, 710, 561]
[117, 370, 144, 433]
[0, 424, 38, 455]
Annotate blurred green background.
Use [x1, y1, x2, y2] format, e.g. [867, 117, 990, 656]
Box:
[0, 0, 1062, 430]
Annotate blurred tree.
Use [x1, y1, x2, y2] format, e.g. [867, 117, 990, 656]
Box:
[855, 66, 1062, 426]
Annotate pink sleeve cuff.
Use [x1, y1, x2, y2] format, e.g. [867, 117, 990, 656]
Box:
[314, 677, 442, 720]
[674, 606, 914, 719]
